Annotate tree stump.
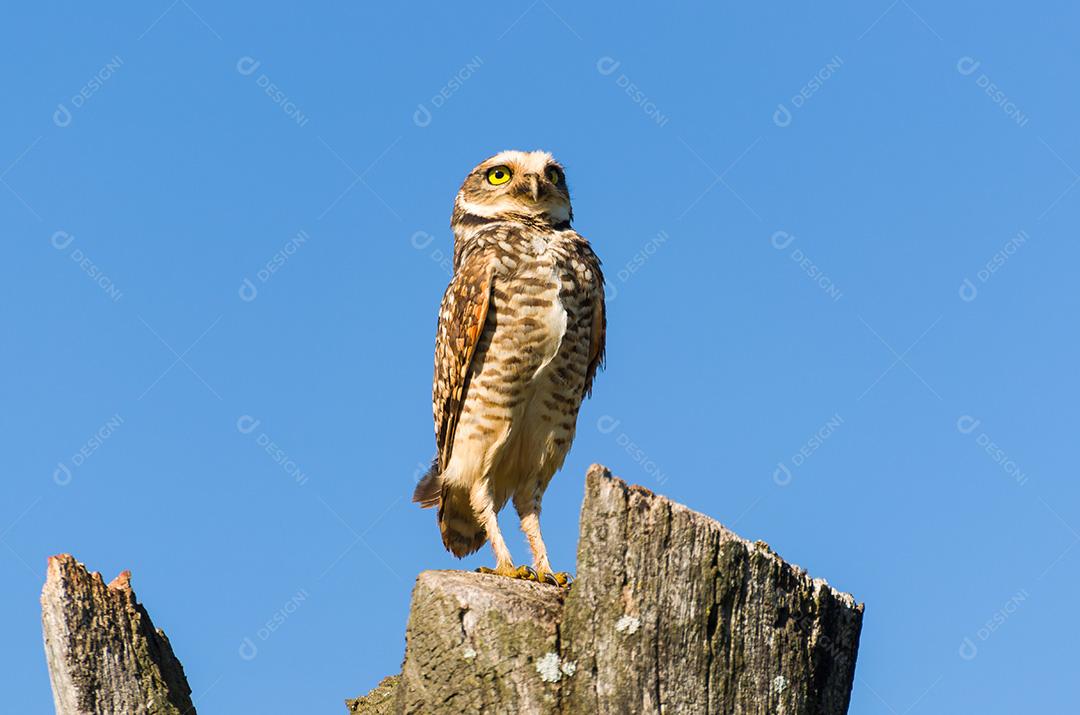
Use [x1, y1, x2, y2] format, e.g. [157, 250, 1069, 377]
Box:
[351, 465, 864, 714]
[395, 571, 566, 714]
[40, 554, 195, 715]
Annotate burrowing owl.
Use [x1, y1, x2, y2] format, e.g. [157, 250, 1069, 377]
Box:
[413, 150, 606, 586]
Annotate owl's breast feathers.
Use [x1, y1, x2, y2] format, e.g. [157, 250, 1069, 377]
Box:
[429, 224, 606, 477]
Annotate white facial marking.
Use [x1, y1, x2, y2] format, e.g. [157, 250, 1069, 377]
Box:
[457, 196, 525, 217]
[486, 150, 556, 175]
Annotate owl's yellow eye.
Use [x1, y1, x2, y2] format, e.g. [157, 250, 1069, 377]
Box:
[486, 166, 512, 185]
[545, 167, 562, 185]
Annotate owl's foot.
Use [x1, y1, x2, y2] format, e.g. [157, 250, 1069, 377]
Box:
[476, 565, 538, 581]
[475, 565, 572, 588]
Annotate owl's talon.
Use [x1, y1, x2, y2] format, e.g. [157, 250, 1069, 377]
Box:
[514, 565, 539, 581]
[544, 571, 572, 588]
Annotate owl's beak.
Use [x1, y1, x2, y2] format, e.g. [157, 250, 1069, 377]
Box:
[526, 174, 540, 201]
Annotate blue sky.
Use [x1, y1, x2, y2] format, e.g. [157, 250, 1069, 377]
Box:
[3, 2, 1077, 713]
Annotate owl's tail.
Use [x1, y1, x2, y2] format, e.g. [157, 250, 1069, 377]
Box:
[412, 461, 487, 558]
[412, 460, 442, 508]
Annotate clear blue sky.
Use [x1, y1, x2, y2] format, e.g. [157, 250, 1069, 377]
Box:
[3, 3, 1077, 713]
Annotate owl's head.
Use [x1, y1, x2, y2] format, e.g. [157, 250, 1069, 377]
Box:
[454, 150, 572, 227]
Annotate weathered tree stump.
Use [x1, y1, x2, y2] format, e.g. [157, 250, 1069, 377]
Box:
[350, 465, 864, 714]
[396, 571, 566, 713]
[40, 554, 195, 715]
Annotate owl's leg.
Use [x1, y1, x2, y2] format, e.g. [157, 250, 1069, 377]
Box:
[470, 480, 533, 580]
[514, 493, 572, 588]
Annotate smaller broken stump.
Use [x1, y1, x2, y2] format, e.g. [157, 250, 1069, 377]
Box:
[41, 554, 195, 715]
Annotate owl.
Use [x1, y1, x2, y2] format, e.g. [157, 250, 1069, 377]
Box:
[413, 150, 606, 587]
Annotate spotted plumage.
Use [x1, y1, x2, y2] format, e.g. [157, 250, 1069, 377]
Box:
[413, 150, 606, 584]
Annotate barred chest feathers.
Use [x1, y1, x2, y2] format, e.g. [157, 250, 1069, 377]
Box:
[483, 227, 595, 395]
[448, 227, 597, 505]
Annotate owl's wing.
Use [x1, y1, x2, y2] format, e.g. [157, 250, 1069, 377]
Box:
[583, 248, 606, 398]
[431, 250, 495, 473]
